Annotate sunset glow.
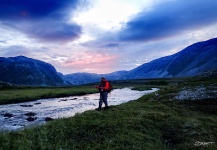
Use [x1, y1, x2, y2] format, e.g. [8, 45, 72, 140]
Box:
[0, 0, 217, 74]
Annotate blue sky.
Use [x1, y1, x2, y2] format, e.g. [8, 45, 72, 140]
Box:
[0, 0, 217, 74]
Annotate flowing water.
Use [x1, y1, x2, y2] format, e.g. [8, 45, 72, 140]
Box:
[0, 88, 158, 131]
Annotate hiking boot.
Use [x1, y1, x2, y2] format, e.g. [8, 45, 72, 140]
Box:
[105, 106, 110, 109]
[95, 108, 101, 111]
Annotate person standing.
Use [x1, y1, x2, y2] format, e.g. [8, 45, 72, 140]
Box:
[95, 77, 109, 111]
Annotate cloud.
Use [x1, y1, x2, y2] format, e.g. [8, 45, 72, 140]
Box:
[0, 40, 6, 43]
[0, 45, 31, 57]
[61, 51, 119, 74]
[101, 43, 120, 48]
[0, 0, 86, 42]
[20, 20, 82, 42]
[0, 0, 81, 20]
[118, 0, 217, 41]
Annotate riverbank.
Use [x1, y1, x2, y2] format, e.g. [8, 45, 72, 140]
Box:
[0, 86, 97, 105]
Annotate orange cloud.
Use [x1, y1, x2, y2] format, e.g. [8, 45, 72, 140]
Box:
[62, 51, 119, 73]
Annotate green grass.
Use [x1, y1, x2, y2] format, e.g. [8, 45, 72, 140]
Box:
[0, 77, 216, 149]
[0, 86, 97, 105]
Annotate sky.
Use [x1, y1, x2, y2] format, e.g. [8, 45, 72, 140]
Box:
[0, 0, 217, 74]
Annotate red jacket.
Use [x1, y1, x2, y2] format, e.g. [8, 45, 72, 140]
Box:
[95, 80, 109, 92]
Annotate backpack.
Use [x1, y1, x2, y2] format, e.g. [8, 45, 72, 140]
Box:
[107, 81, 113, 93]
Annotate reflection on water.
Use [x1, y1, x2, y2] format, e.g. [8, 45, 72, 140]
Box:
[0, 88, 158, 131]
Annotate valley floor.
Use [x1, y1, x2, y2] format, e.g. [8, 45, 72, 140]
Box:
[0, 76, 216, 149]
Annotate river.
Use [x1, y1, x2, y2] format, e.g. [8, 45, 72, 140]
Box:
[0, 88, 158, 131]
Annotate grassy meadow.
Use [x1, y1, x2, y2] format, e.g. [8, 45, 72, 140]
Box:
[0, 76, 216, 149]
[0, 86, 97, 105]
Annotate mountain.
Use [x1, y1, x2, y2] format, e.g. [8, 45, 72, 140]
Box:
[64, 38, 217, 84]
[65, 70, 128, 85]
[0, 56, 69, 86]
[122, 38, 217, 79]
[1, 38, 216, 86]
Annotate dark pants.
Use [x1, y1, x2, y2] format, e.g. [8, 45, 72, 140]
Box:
[99, 92, 108, 108]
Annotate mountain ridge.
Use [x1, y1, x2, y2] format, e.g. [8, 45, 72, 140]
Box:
[0, 38, 216, 86]
[121, 38, 217, 80]
[65, 38, 217, 84]
[0, 56, 70, 86]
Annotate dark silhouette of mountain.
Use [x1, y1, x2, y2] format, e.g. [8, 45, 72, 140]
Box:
[64, 38, 217, 84]
[0, 56, 69, 86]
[65, 70, 128, 85]
[1, 38, 216, 86]
[123, 38, 217, 79]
